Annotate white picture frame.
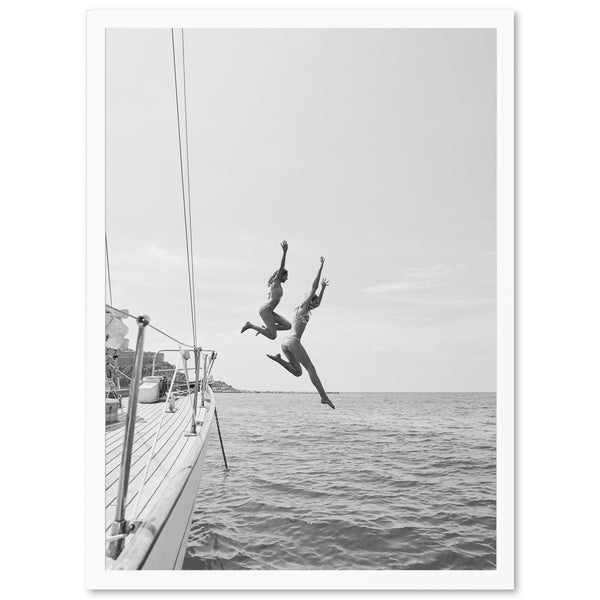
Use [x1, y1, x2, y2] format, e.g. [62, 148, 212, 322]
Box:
[87, 8, 513, 590]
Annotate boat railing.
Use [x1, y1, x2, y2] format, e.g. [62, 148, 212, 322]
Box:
[111, 386, 217, 570]
[150, 348, 217, 413]
[105, 306, 217, 561]
[106, 313, 150, 559]
[185, 348, 217, 436]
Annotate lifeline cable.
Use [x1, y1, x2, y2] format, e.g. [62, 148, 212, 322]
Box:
[105, 233, 113, 305]
[105, 304, 194, 348]
[171, 27, 198, 349]
[180, 29, 199, 349]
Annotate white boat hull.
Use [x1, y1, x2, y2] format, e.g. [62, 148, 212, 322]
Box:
[109, 388, 215, 570]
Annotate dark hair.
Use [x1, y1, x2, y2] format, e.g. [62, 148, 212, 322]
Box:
[268, 269, 288, 286]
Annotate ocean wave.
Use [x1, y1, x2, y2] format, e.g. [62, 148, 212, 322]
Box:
[184, 392, 496, 570]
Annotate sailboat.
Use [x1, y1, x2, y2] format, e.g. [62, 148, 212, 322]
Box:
[104, 29, 223, 570]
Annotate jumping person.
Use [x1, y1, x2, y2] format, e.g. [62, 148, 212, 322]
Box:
[241, 240, 292, 339]
[267, 257, 335, 409]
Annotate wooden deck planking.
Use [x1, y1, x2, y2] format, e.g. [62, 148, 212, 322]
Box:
[105, 407, 164, 451]
[105, 401, 188, 483]
[105, 394, 199, 534]
[129, 429, 193, 518]
[105, 401, 165, 454]
[104, 396, 192, 493]
[112, 402, 191, 504]
[105, 400, 190, 510]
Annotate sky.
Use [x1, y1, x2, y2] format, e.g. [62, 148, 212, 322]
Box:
[106, 28, 496, 392]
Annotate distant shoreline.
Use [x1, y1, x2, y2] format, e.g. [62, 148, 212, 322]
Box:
[214, 390, 496, 395]
[215, 389, 340, 395]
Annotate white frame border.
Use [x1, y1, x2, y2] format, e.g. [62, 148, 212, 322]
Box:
[86, 8, 514, 590]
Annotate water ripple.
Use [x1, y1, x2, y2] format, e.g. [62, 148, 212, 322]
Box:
[184, 392, 496, 570]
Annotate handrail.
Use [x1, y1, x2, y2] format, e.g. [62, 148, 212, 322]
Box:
[111, 388, 216, 570]
[200, 353, 208, 407]
[107, 314, 150, 560]
[150, 349, 216, 414]
[105, 338, 218, 563]
[150, 348, 217, 377]
[189, 348, 202, 435]
[151, 349, 190, 376]
[164, 354, 182, 412]
[105, 304, 194, 349]
[177, 349, 216, 436]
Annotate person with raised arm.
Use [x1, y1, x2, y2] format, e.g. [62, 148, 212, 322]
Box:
[241, 240, 292, 339]
[267, 257, 335, 409]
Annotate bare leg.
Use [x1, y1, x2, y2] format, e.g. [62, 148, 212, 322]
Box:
[241, 321, 275, 338]
[267, 351, 302, 377]
[273, 311, 292, 331]
[305, 366, 335, 409]
[281, 337, 335, 409]
[241, 321, 255, 334]
[241, 307, 277, 339]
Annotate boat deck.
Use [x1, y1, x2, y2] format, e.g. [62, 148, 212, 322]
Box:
[105, 394, 198, 534]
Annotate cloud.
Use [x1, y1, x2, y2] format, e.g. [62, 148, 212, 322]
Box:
[360, 265, 450, 294]
[361, 281, 433, 294]
[403, 265, 450, 279]
[410, 297, 494, 309]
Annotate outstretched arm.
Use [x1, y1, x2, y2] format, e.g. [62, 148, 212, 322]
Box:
[309, 257, 325, 296]
[299, 257, 325, 311]
[274, 240, 288, 280]
[316, 278, 329, 307]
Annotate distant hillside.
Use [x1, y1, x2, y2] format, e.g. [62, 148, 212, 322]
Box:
[110, 349, 245, 393]
[210, 379, 245, 393]
[110, 349, 327, 394]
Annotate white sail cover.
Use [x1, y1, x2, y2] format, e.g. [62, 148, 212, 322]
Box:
[105, 308, 129, 349]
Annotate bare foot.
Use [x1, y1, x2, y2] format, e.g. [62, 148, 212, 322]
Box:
[321, 397, 335, 409]
[241, 322, 252, 334]
[266, 353, 281, 363]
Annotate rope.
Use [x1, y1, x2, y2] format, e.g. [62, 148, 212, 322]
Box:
[105, 233, 113, 305]
[180, 29, 199, 349]
[114, 368, 131, 382]
[132, 397, 171, 519]
[148, 323, 195, 349]
[105, 304, 131, 318]
[105, 304, 194, 348]
[214, 406, 229, 471]
[130, 354, 227, 519]
[132, 353, 184, 518]
[170, 28, 198, 349]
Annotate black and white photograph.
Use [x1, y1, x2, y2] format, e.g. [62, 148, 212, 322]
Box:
[89, 8, 514, 590]
[13, 1, 600, 598]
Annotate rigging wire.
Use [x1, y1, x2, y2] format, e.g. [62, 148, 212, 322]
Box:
[180, 28, 199, 349]
[105, 303, 195, 348]
[106, 35, 229, 547]
[105, 31, 200, 355]
[105, 233, 113, 305]
[171, 27, 198, 349]
[148, 323, 195, 349]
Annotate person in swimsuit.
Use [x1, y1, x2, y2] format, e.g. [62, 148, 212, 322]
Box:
[267, 256, 335, 409]
[241, 240, 292, 339]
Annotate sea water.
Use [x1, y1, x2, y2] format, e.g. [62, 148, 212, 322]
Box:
[183, 392, 496, 570]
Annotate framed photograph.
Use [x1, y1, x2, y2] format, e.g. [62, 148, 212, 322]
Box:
[87, 8, 514, 590]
